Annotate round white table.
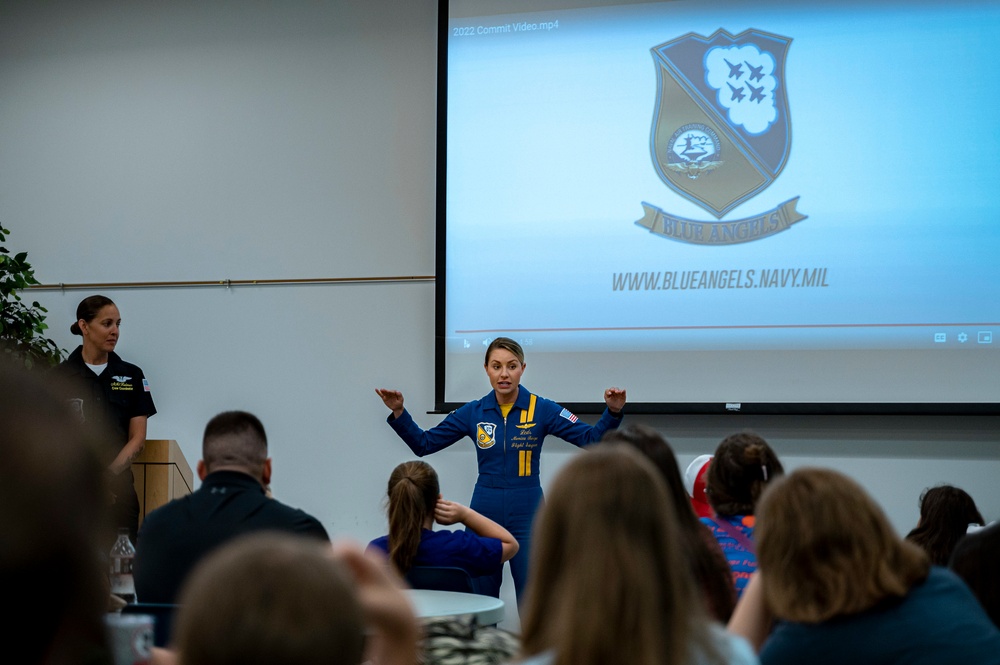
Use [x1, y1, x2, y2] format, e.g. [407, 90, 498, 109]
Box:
[405, 589, 505, 625]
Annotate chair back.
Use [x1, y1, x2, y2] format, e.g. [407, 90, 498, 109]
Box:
[405, 566, 477, 594]
[121, 602, 179, 647]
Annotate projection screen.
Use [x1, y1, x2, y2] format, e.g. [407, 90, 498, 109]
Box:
[436, 0, 1000, 414]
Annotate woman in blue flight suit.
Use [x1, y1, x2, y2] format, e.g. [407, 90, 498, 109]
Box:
[376, 337, 625, 603]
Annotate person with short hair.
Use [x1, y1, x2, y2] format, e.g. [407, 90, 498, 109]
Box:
[173, 533, 419, 665]
[367, 460, 517, 585]
[701, 432, 783, 597]
[58, 294, 157, 541]
[732, 468, 1000, 665]
[376, 336, 626, 601]
[134, 410, 328, 604]
[519, 446, 755, 665]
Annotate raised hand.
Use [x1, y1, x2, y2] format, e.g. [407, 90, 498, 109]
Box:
[375, 388, 405, 419]
[604, 387, 627, 413]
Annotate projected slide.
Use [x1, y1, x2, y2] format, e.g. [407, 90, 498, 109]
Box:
[440, 0, 1000, 409]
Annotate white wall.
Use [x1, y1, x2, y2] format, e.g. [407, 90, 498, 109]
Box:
[3, 0, 999, 630]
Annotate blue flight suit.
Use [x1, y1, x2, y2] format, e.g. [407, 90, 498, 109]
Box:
[387, 385, 622, 602]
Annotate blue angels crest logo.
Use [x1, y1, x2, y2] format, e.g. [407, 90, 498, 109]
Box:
[476, 422, 497, 449]
[638, 29, 806, 244]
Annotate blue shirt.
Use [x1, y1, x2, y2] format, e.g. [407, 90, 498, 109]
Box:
[367, 528, 503, 578]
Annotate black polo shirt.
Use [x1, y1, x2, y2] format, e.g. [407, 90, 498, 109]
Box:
[133, 470, 330, 604]
[57, 346, 157, 468]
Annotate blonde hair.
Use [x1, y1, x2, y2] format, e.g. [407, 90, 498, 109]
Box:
[757, 468, 929, 623]
[521, 446, 718, 665]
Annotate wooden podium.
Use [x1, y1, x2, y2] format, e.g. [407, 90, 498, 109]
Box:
[132, 439, 194, 526]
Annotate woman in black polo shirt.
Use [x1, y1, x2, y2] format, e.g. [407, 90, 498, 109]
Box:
[59, 295, 156, 542]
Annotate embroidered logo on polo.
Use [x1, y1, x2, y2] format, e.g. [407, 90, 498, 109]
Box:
[110, 376, 134, 391]
[68, 398, 85, 423]
[636, 29, 807, 245]
[476, 422, 497, 449]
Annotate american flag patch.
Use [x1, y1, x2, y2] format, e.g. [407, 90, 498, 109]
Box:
[143, 379, 151, 392]
[559, 408, 578, 423]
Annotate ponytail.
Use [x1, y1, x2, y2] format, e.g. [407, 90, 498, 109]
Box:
[386, 461, 439, 574]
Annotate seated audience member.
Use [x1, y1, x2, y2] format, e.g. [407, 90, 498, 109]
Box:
[701, 432, 783, 597]
[731, 468, 1000, 665]
[1, 361, 113, 665]
[520, 446, 756, 665]
[172, 533, 419, 665]
[602, 426, 736, 622]
[367, 460, 517, 585]
[950, 521, 1000, 630]
[134, 410, 328, 603]
[906, 484, 985, 565]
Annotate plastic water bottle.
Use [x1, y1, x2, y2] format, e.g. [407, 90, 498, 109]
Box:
[109, 528, 137, 604]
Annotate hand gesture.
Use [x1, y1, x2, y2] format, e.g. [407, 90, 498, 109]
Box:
[433, 498, 466, 526]
[375, 389, 405, 419]
[604, 387, 627, 413]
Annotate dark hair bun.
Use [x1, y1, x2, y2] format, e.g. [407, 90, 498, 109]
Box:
[70, 322, 82, 336]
